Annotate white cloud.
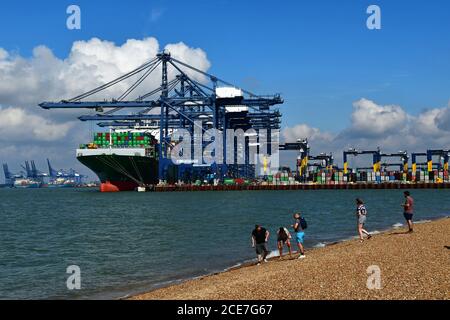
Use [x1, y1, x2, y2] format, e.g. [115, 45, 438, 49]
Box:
[0, 106, 74, 142]
[349, 98, 408, 138]
[433, 103, 450, 132]
[0, 37, 211, 108]
[283, 123, 333, 143]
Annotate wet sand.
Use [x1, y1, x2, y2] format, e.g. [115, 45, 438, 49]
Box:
[131, 218, 450, 300]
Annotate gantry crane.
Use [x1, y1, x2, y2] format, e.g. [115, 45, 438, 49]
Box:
[40, 51, 283, 182]
[426, 149, 450, 173]
[379, 151, 409, 173]
[343, 148, 381, 175]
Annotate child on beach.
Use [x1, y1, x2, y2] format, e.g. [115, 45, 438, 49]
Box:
[356, 198, 372, 242]
[276, 227, 292, 259]
[251, 225, 270, 265]
[292, 213, 306, 259]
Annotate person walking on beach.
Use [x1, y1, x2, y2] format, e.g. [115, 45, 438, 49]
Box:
[292, 213, 306, 259]
[402, 191, 414, 233]
[277, 227, 292, 260]
[356, 198, 372, 242]
[251, 225, 270, 265]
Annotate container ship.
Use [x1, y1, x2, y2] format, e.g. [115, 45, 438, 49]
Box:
[47, 178, 77, 188]
[77, 131, 159, 192]
[13, 178, 42, 189]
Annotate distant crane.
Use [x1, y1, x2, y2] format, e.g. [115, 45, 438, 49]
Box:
[2, 163, 24, 187]
[308, 153, 335, 171]
[21, 161, 32, 178]
[47, 159, 59, 177]
[426, 149, 450, 173]
[279, 138, 334, 180]
[279, 138, 309, 178]
[47, 159, 86, 184]
[21, 160, 48, 182]
[343, 148, 381, 174]
[379, 151, 409, 173]
[411, 151, 448, 174]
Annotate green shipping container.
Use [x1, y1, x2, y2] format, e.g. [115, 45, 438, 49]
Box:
[224, 179, 235, 185]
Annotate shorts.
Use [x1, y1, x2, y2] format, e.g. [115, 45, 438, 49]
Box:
[255, 243, 269, 255]
[403, 212, 413, 221]
[295, 232, 305, 244]
[358, 215, 367, 225]
[277, 237, 290, 245]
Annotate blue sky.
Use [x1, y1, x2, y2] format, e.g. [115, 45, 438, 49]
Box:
[1, 0, 449, 131]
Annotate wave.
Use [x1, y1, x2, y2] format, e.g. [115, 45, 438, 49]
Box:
[415, 219, 432, 224]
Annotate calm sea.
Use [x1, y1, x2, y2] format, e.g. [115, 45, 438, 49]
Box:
[0, 188, 448, 299]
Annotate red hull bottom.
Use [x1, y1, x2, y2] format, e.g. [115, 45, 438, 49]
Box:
[100, 181, 138, 192]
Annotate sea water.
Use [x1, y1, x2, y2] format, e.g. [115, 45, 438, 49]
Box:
[0, 188, 448, 299]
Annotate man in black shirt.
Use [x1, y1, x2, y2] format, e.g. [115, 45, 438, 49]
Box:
[251, 225, 270, 264]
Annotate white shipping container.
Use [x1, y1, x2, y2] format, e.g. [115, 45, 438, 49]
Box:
[216, 87, 243, 98]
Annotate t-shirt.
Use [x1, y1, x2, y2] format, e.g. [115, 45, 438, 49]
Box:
[405, 196, 414, 214]
[357, 204, 367, 216]
[294, 219, 302, 232]
[277, 228, 290, 241]
[252, 228, 267, 244]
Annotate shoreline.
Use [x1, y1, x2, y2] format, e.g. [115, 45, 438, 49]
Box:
[129, 217, 450, 300]
[151, 182, 450, 193]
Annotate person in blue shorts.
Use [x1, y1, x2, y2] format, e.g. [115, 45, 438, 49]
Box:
[402, 191, 414, 233]
[292, 213, 306, 259]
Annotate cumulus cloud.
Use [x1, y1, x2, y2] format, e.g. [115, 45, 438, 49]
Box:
[283, 123, 333, 143]
[0, 37, 211, 108]
[433, 103, 450, 132]
[0, 106, 75, 142]
[348, 98, 408, 138]
[0, 36, 211, 121]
